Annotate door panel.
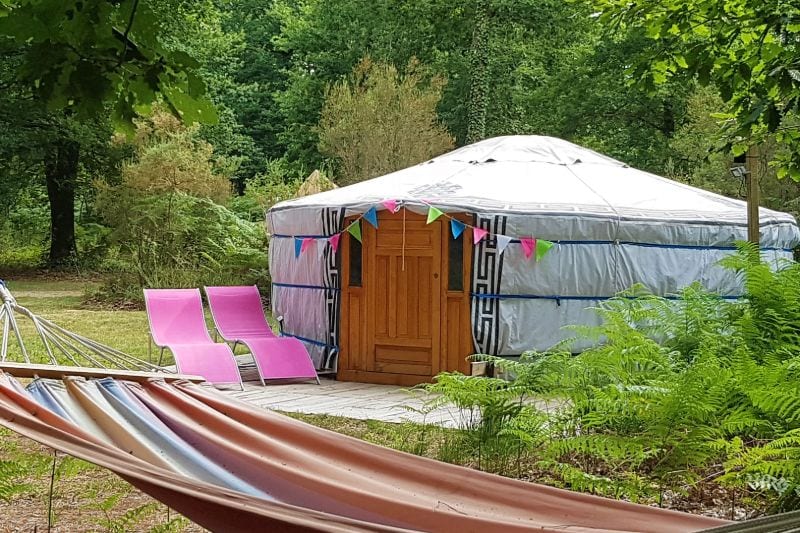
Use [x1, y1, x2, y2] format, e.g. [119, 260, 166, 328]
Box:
[339, 210, 472, 385]
[367, 214, 441, 376]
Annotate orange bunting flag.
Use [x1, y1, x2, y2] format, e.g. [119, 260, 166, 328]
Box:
[473, 227, 488, 244]
[329, 233, 341, 253]
[520, 237, 536, 259]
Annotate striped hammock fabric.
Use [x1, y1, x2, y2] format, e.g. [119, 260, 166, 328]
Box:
[0, 372, 727, 532]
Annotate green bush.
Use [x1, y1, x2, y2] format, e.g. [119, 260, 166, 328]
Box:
[425, 244, 800, 513]
[90, 107, 268, 305]
[92, 192, 267, 305]
[229, 159, 305, 222]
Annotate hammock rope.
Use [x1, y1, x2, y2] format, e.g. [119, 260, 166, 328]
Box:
[0, 280, 169, 373]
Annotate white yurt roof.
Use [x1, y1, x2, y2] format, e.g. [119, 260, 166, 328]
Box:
[269, 136, 800, 248]
[267, 136, 800, 358]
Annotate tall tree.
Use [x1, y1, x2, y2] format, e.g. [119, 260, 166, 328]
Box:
[590, 0, 800, 178]
[318, 58, 454, 184]
[466, 0, 490, 144]
[0, 0, 216, 264]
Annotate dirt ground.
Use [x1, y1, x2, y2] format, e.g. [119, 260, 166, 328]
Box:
[0, 431, 206, 532]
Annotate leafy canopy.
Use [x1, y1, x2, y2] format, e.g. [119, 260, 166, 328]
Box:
[0, 0, 217, 127]
[318, 57, 454, 184]
[591, 0, 800, 178]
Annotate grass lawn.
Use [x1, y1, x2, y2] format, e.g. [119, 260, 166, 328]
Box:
[0, 277, 743, 529]
[0, 277, 434, 531]
[1, 277, 262, 368]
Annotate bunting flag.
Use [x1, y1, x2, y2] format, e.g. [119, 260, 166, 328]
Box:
[347, 221, 362, 243]
[426, 206, 444, 224]
[496, 235, 513, 255]
[520, 237, 536, 259]
[286, 201, 556, 263]
[329, 233, 341, 253]
[536, 239, 555, 261]
[451, 219, 466, 239]
[363, 207, 379, 228]
[381, 199, 399, 213]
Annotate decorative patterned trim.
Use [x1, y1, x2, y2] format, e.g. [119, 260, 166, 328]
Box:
[470, 214, 507, 355]
[322, 207, 345, 369]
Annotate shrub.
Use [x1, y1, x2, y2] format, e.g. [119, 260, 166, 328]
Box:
[318, 57, 454, 185]
[425, 243, 800, 514]
[0, 190, 49, 272]
[93, 108, 266, 305]
[229, 159, 305, 222]
[92, 192, 267, 305]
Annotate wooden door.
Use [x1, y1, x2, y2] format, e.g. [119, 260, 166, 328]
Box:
[366, 214, 441, 376]
[339, 210, 472, 385]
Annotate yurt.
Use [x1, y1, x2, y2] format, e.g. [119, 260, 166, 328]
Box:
[267, 136, 800, 385]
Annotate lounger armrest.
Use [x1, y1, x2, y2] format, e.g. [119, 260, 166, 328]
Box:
[276, 315, 285, 334]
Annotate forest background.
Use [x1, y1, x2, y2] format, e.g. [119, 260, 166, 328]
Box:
[1, 0, 798, 299]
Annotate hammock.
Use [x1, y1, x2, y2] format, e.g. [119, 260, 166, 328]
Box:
[0, 280, 166, 372]
[0, 372, 728, 533]
[0, 280, 729, 531]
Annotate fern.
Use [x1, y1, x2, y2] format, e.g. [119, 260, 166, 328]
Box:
[427, 246, 800, 510]
[0, 460, 31, 502]
[94, 500, 160, 533]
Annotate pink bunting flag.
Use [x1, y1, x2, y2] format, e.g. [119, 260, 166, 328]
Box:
[520, 237, 536, 259]
[473, 227, 489, 245]
[329, 233, 341, 253]
[381, 199, 399, 213]
[301, 237, 314, 254]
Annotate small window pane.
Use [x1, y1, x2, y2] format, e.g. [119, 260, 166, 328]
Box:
[349, 234, 362, 287]
[448, 231, 463, 291]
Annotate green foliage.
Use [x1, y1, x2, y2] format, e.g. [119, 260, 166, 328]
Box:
[94, 192, 267, 304]
[722, 430, 800, 513]
[94, 499, 160, 533]
[423, 373, 541, 475]
[591, 0, 800, 178]
[0, 460, 34, 502]
[427, 246, 800, 511]
[229, 159, 305, 221]
[0, 0, 217, 126]
[318, 57, 454, 184]
[92, 108, 265, 304]
[667, 86, 800, 220]
[465, 0, 489, 144]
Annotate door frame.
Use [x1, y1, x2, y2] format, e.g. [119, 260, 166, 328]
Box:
[338, 209, 473, 385]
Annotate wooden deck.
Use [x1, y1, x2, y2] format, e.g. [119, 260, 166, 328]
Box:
[223, 376, 466, 427]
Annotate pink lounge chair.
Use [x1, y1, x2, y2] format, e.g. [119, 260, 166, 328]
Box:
[144, 289, 243, 389]
[204, 286, 320, 385]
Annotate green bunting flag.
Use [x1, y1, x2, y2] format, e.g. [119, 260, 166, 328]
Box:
[426, 206, 444, 224]
[535, 239, 554, 261]
[347, 220, 362, 243]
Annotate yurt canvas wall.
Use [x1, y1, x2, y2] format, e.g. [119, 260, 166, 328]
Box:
[267, 136, 800, 384]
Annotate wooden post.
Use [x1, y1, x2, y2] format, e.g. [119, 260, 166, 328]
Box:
[746, 147, 760, 245]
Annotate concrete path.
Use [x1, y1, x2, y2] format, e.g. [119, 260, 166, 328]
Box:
[224, 376, 467, 427]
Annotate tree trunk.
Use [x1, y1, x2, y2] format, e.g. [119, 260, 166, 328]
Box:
[44, 140, 79, 266]
[466, 0, 490, 144]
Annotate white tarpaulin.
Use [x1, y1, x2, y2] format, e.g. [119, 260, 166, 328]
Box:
[267, 136, 800, 361]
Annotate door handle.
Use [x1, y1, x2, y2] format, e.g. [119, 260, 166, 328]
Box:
[433, 273, 439, 279]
